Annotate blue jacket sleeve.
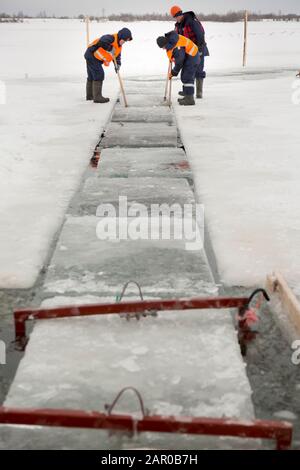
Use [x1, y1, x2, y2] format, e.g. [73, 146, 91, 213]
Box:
[99, 34, 114, 51]
[188, 18, 205, 48]
[172, 48, 186, 75]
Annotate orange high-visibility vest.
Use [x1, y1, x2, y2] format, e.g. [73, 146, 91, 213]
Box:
[167, 35, 198, 62]
[89, 33, 122, 67]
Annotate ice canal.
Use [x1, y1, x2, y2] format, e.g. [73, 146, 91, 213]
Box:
[0, 80, 258, 449]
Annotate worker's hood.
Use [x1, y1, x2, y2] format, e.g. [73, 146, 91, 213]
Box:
[165, 31, 179, 51]
[118, 28, 133, 42]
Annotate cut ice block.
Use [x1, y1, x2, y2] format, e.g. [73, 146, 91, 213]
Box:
[97, 148, 192, 179]
[43, 216, 214, 298]
[119, 94, 166, 107]
[112, 107, 174, 123]
[102, 123, 177, 148]
[71, 177, 195, 215]
[0, 296, 255, 449]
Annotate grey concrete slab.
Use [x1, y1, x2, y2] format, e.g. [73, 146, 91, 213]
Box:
[97, 148, 192, 180]
[102, 123, 177, 148]
[70, 177, 195, 215]
[112, 106, 174, 124]
[43, 216, 214, 299]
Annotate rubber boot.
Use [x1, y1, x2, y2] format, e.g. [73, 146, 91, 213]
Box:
[86, 80, 93, 101]
[196, 79, 204, 99]
[178, 95, 195, 106]
[93, 81, 110, 104]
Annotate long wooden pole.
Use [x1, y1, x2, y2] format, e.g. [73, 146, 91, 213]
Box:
[85, 16, 90, 47]
[243, 10, 248, 67]
[113, 57, 128, 108]
[168, 75, 172, 108]
[164, 62, 172, 101]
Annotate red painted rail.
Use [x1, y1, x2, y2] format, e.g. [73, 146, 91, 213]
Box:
[14, 296, 249, 345]
[0, 407, 292, 450]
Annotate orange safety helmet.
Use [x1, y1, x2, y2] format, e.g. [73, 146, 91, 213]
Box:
[170, 5, 183, 18]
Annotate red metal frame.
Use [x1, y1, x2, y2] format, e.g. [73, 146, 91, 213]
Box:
[0, 407, 292, 450]
[14, 296, 249, 346]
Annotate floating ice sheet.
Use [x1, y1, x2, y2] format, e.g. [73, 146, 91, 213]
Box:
[97, 148, 192, 180]
[43, 216, 214, 298]
[71, 177, 195, 215]
[0, 296, 255, 449]
[102, 123, 177, 148]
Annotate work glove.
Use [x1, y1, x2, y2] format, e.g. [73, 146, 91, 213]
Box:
[114, 63, 121, 73]
[169, 69, 178, 79]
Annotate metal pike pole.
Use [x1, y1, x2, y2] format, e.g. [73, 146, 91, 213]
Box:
[113, 57, 128, 108]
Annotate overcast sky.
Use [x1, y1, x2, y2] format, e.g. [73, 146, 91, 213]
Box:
[1, 0, 299, 16]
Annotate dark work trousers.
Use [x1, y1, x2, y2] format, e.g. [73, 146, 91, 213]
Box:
[181, 53, 201, 96]
[84, 49, 104, 81]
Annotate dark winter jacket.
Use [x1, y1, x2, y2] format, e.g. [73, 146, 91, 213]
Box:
[175, 11, 209, 56]
[164, 31, 199, 76]
[87, 29, 132, 66]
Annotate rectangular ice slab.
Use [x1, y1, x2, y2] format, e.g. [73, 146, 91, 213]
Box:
[97, 148, 192, 179]
[43, 216, 215, 298]
[0, 295, 255, 450]
[120, 94, 166, 107]
[112, 106, 174, 123]
[124, 80, 165, 95]
[71, 177, 195, 215]
[102, 123, 177, 148]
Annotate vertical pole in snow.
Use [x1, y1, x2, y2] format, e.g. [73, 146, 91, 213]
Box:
[85, 16, 90, 48]
[243, 10, 248, 67]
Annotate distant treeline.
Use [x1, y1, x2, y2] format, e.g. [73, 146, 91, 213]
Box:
[1, 11, 300, 23]
[105, 12, 300, 22]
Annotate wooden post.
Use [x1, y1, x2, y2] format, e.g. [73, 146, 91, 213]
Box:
[266, 272, 300, 335]
[243, 10, 248, 67]
[85, 16, 90, 47]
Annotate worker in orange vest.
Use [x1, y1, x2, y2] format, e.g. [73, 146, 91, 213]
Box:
[157, 31, 200, 105]
[84, 28, 132, 103]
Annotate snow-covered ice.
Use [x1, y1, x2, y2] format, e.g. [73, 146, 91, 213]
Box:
[0, 79, 117, 288]
[174, 73, 300, 287]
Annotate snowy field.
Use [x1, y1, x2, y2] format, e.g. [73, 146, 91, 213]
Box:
[0, 19, 300, 288]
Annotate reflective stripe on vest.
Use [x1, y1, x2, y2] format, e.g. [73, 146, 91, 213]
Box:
[94, 48, 112, 66]
[167, 35, 198, 61]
